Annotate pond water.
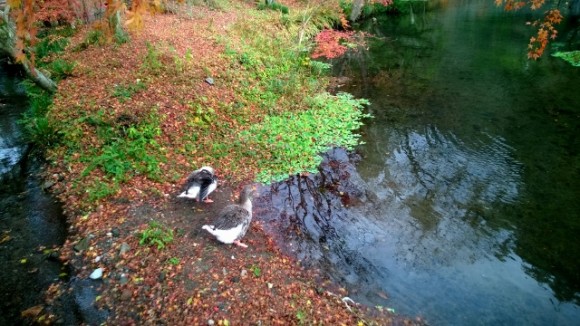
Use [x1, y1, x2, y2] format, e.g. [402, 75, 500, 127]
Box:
[256, 0, 579, 325]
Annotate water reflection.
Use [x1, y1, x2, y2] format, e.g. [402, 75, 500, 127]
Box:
[0, 63, 27, 180]
[257, 0, 579, 323]
[256, 145, 578, 324]
[344, 0, 580, 303]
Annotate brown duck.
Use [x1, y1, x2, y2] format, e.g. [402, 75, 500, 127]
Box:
[202, 185, 255, 248]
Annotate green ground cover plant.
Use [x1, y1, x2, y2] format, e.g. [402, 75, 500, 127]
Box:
[138, 221, 174, 250]
[236, 92, 370, 183]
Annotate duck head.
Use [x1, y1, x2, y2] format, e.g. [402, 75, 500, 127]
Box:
[239, 184, 257, 203]
[200, 166, 215, 175]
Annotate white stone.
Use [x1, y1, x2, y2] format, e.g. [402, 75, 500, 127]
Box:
[89, 268, 104, 279]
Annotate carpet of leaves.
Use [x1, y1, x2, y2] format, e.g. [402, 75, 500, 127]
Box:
[39, 3, 421, 325]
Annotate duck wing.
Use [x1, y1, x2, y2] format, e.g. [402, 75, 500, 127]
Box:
[198, 174, 217, 200]
[213, 205, 251, 231]
[184, 169, 213, 191]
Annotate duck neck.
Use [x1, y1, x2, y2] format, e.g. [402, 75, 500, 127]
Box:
[241, 198, 252, 215]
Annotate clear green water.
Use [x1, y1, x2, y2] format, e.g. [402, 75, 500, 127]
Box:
[329, 0, 580, 324]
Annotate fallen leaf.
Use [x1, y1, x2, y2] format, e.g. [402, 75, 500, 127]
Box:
[377, 290, 388, 300]
[21, 305, 43, 318]
[0, 234, 12, 244]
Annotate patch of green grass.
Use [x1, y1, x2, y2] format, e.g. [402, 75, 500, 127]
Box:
[218, 6, 345, 116]
[186, 101, 216, 128]
[86, 176, 120, 202]
[115, 27, 130, 45]
[35, 35, 70, 60]
[295, 310, 306, 323]
[88, 30, 104, 43]
[138, 221, 174, 250]
[74, 30, 105, 51]
[224, 42, 321, 114]
[46, 58, 76, 80]
[209, 7, 371, 183]
[81, 110, 165, 183]
[250, 264, 262, 277]
[172, 48, 194, 73]
[34, 25, 75, 61]
[18, 81, 59, 148]
[168, 257, 181, 265]
[257, 1, 289, 14]
[141, 42, 164, 74]
[308, 59, 332, 75]
[34, 28, 76, 80]
[20, 27, 78, 148]
[112, 79, 146, 102]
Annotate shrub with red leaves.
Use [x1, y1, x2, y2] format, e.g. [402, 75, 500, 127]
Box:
[311, 29, 356, 59]
[35, 0, 76, 25]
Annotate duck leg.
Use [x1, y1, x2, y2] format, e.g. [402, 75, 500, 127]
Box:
[233, 240, 248, 248]
[203, 197, 214, 203]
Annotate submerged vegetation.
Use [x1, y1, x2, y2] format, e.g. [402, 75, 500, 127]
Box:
[553, 50, 580, 66]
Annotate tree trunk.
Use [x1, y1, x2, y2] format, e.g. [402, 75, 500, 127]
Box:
[0, 5, 57, 93]
[19, 59, 58, 92]
[350, 0, 365, 22]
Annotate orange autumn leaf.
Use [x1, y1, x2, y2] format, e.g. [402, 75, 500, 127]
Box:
[496, 0, 563, 59]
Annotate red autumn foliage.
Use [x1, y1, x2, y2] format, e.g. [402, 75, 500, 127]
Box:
[34, 0, 76, 25]
[527, 9, 563, 60]
[495, 0, 563, 59]
[311, 29, 356, 59]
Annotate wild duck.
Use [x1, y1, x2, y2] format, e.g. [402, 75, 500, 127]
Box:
[177, 166, 218, 203]
[202, 185, 255, 248]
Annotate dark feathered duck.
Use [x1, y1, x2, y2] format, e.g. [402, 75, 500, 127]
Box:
[202, 185, 255, 248]
[178, 166, 218, 203]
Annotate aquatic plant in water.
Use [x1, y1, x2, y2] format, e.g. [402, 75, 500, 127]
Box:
[552, 51, 580, 67]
